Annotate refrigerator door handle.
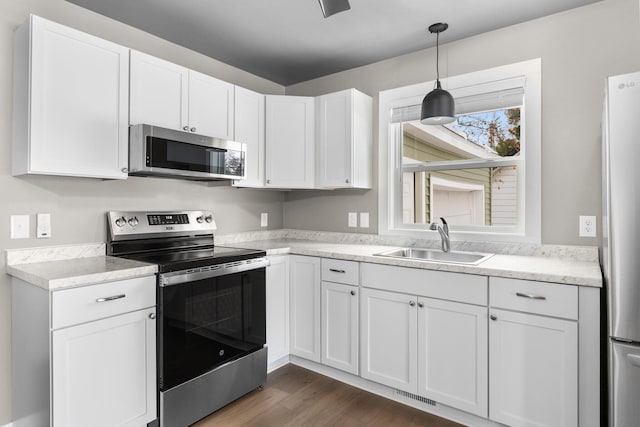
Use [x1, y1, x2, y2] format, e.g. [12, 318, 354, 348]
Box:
[628, 354, 640, 368]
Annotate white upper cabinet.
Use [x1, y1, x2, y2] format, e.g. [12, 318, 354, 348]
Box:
[265, 95, 315, 189]
[188, 69, 234, 139]
[129, 50, 188, 132]
[130, 50, 234, 140]
[316, 89, 372, 189]
[233, 86, 265, 187]
[12, 15, 129, 179]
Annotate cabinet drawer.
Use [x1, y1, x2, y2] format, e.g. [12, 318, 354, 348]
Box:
[321, 258, 359, 285]
[52, 276, 156, 329]
[490, 277, 578, 320]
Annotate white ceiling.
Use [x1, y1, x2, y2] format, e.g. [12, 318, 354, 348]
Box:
[65, 0, 600, 86]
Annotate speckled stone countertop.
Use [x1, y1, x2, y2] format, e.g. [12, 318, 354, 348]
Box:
[6, 243, 157, 291]
[223, 238, 602, 288]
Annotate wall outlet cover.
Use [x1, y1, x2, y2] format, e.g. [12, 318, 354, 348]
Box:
[360, 212, 369, 228]
[37, 213, 51, 238]
[260, 212, 268, 227]
[11, 215, 30, 239]
[348, 212, 357, 227]
[579, 215, 596, 237]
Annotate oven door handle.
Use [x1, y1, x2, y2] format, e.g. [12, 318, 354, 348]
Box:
[159, 257, 269, 287]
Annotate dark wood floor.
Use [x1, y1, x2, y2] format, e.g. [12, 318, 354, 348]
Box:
[192, 364, 464, 427]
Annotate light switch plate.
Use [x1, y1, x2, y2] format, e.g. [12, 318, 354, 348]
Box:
[348, 212, 357, 227]
[37, 213, 51, 238]
[260, 212, 268, 227]
[11, 215, 30, 239]
[360, 212, 369, 228]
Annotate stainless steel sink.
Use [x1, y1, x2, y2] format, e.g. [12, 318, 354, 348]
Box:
[374, 248, 494, 265]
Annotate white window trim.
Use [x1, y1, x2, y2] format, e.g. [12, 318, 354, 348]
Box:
[378, 59, 541, 243]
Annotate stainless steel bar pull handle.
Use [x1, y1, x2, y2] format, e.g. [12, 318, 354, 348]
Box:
[96, 294, 126, 303]
[516, 292, 546, 300]
[329, 268, 346, 274]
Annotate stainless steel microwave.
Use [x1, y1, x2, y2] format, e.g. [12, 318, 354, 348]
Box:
[128, 124, 246, 181]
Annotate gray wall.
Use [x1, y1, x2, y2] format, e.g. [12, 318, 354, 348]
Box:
[2, 0, 639, 423]
[285, 0, 640, 245]
[0, 1, 285, 423]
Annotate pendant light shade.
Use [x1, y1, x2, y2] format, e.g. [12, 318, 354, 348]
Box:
[420, 23, 456, 125]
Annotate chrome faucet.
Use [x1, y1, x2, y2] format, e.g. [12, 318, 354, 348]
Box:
[430, 217, 450, 252]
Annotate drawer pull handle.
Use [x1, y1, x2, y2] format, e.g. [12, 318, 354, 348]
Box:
[516, 292, 546, 300]
[329, 268, 346, 274]
[96, 294, 126, 303]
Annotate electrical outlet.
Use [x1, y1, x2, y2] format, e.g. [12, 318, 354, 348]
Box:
[348, 212, 358, 227]
[360, 212, 369, 228]
[260, 212, 268, 227]
[11, 215, 30, 239]
[579, 215, 596, 237]
[37, 213, 51, 238]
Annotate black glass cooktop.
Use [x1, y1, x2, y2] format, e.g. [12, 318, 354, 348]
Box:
[120, 245, 266, 273]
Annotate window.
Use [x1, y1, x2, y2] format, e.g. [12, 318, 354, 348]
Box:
[379, 59, 541, 242]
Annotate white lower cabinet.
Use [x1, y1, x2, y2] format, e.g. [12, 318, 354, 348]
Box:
[360, 286, 488, 417]
[52, 308, 156, 427]
[11, 275, 157, 427]
[418, 298, 488, 417]
[361, 288, 418, 392]
[289, 255, 321, 362]
[266, 255, 290, 368]
[489, 277, 579, 427]
[321, 281, 359, 375]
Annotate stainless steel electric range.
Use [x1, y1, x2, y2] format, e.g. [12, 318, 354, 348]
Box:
[106, 211, 268, 427]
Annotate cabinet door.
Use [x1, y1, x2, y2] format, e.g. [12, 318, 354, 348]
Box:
[417, 298, 488, 417]
[489, 309, 578, 427]
[290, 255, 321, 362]
[322, 281, 358, 375]
[317, 90, 352, 188]
[233, 86, 265, 187]
[316, 89, 372, 189]
[130, 50, 188, 131]
[22, 15, 129, 179]
[52, 308, 156, 427]
[266, 255, 290, 369]
[361, 288, 417, 393]
[188, 70, 234, 139]
[265, 95, 315, 188]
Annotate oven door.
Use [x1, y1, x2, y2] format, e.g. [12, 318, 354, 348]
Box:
[157, 267, 265, 392]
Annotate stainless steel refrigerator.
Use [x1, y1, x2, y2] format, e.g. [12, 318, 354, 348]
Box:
[603, 71, 640, 427]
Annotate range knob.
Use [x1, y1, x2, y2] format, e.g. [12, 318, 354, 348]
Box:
[204, 215, 214, 223]
[128, 216, 139, 227]
[115, 216, 126, 227]
[196, 215, 204, 224]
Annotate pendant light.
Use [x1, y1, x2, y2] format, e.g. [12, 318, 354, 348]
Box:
[420, 22, 455, 125]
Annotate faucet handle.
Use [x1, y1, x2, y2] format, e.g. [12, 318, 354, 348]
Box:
[429, 223, 438, 231]
[440, 217, 449, 234]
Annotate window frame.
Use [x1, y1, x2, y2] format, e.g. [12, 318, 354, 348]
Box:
[378, 59, 541, 243]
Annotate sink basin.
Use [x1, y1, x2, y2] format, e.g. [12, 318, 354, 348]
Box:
[374, 248, 494, 265]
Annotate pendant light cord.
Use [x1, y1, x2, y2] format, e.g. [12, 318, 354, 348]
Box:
[436, 31, 440, 84]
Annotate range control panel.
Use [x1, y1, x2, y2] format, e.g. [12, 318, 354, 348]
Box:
[107, 210, 216, 241]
